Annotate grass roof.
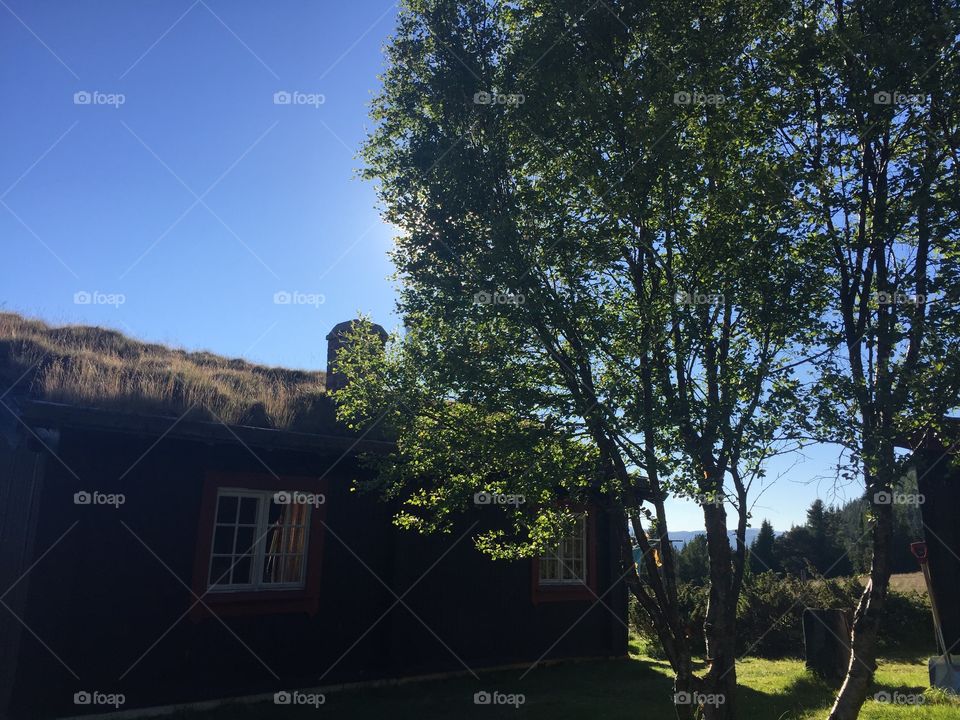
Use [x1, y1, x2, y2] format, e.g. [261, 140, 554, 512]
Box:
[0, 313, 333, 432]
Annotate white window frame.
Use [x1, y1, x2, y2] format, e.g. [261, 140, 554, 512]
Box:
[538, 514, 588, 586]
[206, 488, 311, 593]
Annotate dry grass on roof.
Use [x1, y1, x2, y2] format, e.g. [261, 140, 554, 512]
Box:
[0, 313, 333, 431]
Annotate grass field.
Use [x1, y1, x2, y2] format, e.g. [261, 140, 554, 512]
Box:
[885, 572, 929, 596]
[173, 642, 956, 719]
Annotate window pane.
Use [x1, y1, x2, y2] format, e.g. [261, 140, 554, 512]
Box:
[267, 497, 288, 526]
[213, 525, 234, 554]
[238, 496, 258, 524]
[210, 489, 310, 591]
[540, 556, 556, 581]
[570, 557, 583, 579]
[264, 524, 283, 556]
[283, 555, 303, 583]
[232, 554, 253, 585]
[209, 556, 233, 586]
[215, 495, 238, 524]
[263, 552, 281, 583]
[539, 515, 587, 584]
[235, 527, 256, 555]
[287, 527, 304, 554]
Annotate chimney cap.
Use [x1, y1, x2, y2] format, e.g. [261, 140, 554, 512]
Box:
[325, 319, 388, 392]
[325, 319, 387, 342]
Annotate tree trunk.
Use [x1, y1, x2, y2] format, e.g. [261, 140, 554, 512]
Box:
[673, 672, 699, 720]
[629, 576, 698, 720]
[700, 500, 737, 720]
[702, 634, 737, 720]
[623, 527, 697, 720]
[827, 491, 894, 720]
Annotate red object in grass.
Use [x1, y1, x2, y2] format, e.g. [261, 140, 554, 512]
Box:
[911, 541, 929, 563]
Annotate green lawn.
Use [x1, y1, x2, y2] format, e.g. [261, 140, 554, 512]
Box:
[174, 648, 958, 719]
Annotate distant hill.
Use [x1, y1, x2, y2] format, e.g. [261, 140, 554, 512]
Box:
[636, 528, 768, 550]
[674, 528, 765, 548]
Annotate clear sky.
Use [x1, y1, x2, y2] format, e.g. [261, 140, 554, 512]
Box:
[1, 0, 856, 530]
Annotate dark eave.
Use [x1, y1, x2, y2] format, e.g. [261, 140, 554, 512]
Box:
[13, 399, 394, 455]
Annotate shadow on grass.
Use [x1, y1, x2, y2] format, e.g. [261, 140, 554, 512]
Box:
[172, 658, 678, 720]
[739, 671, 835, 720]
[170, 656, 937, 720]
[879, 648, 934, 664]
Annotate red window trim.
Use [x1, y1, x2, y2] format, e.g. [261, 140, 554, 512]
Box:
[531, 507, 598, 604]
[190, 471, 327, 619]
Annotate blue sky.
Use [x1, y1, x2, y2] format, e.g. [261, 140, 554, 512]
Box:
[0, 0, 855, 530]
[1, 0, 400, 368]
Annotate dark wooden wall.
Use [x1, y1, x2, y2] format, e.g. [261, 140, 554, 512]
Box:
[6, 425, 627, 718]
[0, 417, 46, 718]
[916, 446, 960, 655]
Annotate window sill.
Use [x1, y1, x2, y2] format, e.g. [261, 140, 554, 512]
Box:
[189, 587, 320, 619]
[531, 582, 595, 604]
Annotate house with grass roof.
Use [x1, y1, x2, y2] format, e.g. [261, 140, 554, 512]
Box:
[0, 313, 629, 719]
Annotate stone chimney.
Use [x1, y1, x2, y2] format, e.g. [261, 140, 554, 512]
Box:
[325, 319, 388, 392]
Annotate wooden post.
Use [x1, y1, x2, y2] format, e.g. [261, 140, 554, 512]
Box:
[803, 608, 853, 683]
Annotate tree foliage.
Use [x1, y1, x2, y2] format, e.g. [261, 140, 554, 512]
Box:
[343, 1, 959, 718]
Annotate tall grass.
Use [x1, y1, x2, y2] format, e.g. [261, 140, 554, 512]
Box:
[0, 313, 328, 430]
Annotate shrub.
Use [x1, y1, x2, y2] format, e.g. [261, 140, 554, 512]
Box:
[630, 572, 933, 660]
